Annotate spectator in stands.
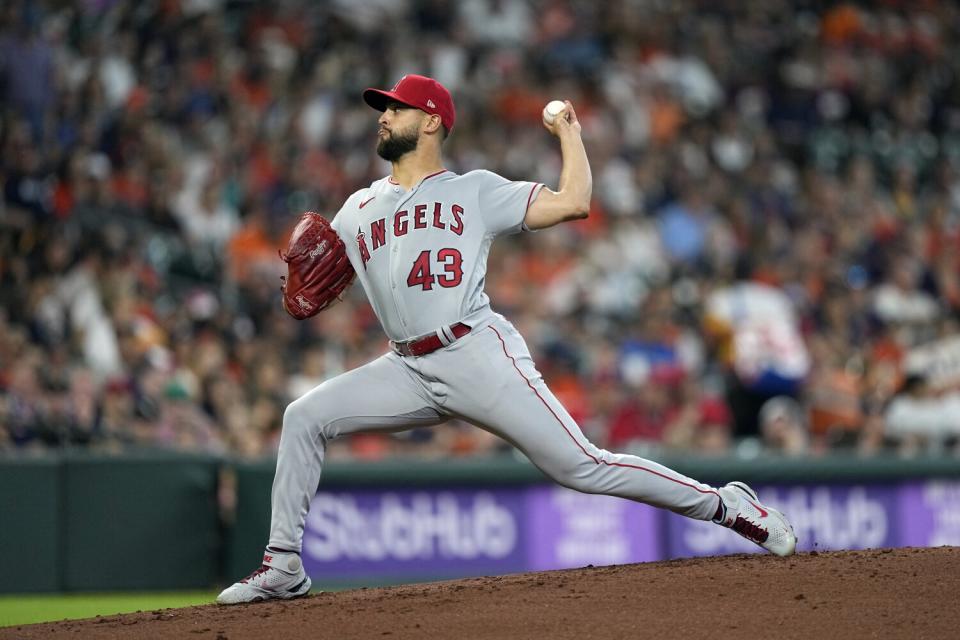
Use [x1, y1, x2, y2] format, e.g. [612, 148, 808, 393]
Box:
[0, 4, 54, 141]
[96, 377, 140, 450]
[758, 396, 808, 457]
[872, 255, 941, 331]
[885, 373, 960, 456]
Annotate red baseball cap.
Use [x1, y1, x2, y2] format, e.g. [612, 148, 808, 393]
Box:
[363, 74, 456, 132]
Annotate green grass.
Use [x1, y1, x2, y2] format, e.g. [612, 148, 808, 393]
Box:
[0, 591, 218, 627]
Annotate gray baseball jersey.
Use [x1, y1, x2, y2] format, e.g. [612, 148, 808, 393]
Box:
[268, 169, 722, 553]
[331, 169, 540, 341]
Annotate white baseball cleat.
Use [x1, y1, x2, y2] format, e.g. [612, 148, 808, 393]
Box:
[714, 481, 797, 557]
[217, 550, 312, 605]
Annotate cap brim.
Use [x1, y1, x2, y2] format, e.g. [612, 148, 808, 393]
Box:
[363, 88, 414, 112]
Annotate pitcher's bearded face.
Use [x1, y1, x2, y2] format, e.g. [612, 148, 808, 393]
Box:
[377, 123, 420, 161]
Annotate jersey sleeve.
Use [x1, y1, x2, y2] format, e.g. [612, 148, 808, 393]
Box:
[330, 207, 343, 235]
[474, 170, 544, 236]
[330, 190, 364, 238]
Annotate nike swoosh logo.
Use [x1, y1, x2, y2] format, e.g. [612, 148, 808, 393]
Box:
[359, 197, 376, 209]
[288, 577, 309, 593]
[747, 499, 769, 518]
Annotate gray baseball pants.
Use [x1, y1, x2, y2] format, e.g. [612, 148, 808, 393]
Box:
[269, 316, 721, 552]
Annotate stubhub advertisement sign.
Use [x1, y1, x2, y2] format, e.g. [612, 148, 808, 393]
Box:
[900, 480, 960, 547]
[666, 485, 900, 557]
[302, 486, 659, 580]
[301, 480, 960, 581]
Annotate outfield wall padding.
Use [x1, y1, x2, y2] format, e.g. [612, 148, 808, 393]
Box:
[0, 451, 220, 593]
[0, 455, 61, 592]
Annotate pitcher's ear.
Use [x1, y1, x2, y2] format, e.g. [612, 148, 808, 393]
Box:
[424, 113, 444, 135]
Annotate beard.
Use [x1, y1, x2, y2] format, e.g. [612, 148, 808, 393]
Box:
[376, 125, 420, 161]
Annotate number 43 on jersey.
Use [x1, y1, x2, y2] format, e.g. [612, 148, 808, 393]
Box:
[407, 249, 463, 290]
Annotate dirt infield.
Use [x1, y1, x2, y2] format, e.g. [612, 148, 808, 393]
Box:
[3, 547, 957, 640]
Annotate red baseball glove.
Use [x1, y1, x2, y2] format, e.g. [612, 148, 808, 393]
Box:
[280, 212, 355, 319]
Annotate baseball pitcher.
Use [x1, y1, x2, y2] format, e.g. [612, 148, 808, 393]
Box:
[217, 75, 796, 605]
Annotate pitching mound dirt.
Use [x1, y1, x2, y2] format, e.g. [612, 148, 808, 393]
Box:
[3, 547, 957, 640]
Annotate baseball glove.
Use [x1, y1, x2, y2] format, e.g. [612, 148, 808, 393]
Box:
[280, 211, 355, 320]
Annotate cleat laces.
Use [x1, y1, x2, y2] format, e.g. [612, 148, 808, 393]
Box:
[241, 565, 270, 584]
[732, 515, 769, 543]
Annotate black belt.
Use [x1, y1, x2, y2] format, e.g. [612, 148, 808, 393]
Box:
[391, 323, 471, 357]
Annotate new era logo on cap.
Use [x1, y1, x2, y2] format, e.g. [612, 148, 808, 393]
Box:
[363, 75, 456, 131]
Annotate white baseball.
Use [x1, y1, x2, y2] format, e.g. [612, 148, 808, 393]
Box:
[542, 100, 566, 125]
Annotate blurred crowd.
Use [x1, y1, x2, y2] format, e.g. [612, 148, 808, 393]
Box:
[3, 0, 960, 461]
